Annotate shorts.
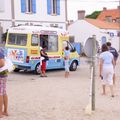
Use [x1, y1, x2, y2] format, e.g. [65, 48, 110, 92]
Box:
[65, 60, 69, 72]
[0, 77, 7, 96]
[102, 65, 114, 85]
[41, 61, 46, 72]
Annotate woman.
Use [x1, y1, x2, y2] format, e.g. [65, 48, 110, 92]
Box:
[99, 44, 115, 97]
[0, 48, 8, 118]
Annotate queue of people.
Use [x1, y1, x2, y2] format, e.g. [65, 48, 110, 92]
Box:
[99, 42, 119, 97]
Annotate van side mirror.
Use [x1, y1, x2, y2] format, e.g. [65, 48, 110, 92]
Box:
[70, 47, 76, 52]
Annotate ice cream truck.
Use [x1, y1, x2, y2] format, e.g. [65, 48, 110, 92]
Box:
[5, 25, 80, 74]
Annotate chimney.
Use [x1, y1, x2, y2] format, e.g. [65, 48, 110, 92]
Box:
[77, 10, 85, 20]
[117, 6, 120, 9]
[103, 7, 107, 11]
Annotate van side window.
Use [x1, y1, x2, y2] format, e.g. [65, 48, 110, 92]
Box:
[31, 34, 39, 46]
[48, 35, 58, 52]
[40, 35, 58, 52]
[63, 41, 74, 52]
[8, 33, 27, 46]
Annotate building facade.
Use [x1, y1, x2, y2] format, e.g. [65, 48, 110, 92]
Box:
[0, 0, 68, 43]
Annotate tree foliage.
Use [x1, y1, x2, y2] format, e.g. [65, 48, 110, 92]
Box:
[85, 11, 101, 19]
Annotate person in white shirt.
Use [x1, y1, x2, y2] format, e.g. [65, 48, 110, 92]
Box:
[99, 44, 115, 97]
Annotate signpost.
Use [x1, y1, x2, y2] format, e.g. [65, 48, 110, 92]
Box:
[84, 35, 97, 114]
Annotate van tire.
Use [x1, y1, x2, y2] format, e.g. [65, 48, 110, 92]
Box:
[14, 68, 20, 72]
[35, 63, 40, 74]
[69, 61, 77, 71]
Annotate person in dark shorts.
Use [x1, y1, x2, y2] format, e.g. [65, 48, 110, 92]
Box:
[106, 42, 119, 85]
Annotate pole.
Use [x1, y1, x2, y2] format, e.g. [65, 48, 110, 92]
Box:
[118, 0, 120, 52]
[65, 0, 68, 30]
[91, 35, 96, 111]
[11, 0, 15, 26]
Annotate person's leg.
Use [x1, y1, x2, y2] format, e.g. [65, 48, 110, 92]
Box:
[65, 71, 67, 78]
[3, 95, 8, 116]
[110, 85, 114, 97]
[113, 73, 116, 85]
[40, 62, 44, 76]
[2, 78, 8, 116]
[102, 85, 106, 95]
[42, 62, 47, 76]
[0, 95, 3, 117]
[0, 79, 4, 117]
[65, 60, 69, 78]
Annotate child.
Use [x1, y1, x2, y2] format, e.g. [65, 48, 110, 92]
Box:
[64, 46, 70, 78]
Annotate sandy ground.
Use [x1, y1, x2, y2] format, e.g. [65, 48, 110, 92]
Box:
[1, 56, 120, 120]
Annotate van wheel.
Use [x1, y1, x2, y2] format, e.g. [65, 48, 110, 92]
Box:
[35, 63, 40, 74]
[14, 68, 20, 72]
[69, 61, 77, 71]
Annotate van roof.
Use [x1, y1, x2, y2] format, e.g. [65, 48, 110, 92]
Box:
[8, 25, 68, 35]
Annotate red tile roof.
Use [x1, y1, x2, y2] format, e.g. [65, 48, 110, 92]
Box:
[97, 8, 120, 21]
[85, 18, 120, 30]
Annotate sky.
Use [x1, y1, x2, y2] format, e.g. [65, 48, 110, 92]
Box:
[67, 0, 119, 20]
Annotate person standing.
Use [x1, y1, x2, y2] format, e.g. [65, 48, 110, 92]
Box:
[99, 44, 115, 97]
[64, 46, 70, 78]
[40, 46, 49, 77]
[106, 42, 119, 85]
[0, 48, 8, 118]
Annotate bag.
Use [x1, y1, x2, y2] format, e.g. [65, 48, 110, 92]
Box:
[5, 58, 15, 72]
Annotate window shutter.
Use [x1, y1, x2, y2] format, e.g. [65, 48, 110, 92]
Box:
[32, 0, 36, 13]
[56, 0, 60, 15]
[21, 0, 26, 13]
[47, 0, 51, 15]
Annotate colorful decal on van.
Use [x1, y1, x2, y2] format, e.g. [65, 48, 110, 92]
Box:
[7, 48, 24, 63]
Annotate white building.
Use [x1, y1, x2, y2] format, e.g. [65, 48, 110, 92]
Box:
[0, 0, 68, 43]
[68, 15, 120, 51]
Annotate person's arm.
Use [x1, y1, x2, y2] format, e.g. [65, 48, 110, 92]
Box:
[0, 59, 5, 68]
[112, 57, 115, 68]
[41, 50, 48, 57]
[99, 58, 103, 79]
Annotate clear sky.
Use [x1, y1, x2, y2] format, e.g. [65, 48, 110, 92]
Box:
[67, 0, 119, 20]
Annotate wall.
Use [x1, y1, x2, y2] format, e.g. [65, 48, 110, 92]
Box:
[68, 20, 110, 47]
[0, 0, 67, 32]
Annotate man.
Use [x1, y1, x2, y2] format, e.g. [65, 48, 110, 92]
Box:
[106, 42, 119, 85]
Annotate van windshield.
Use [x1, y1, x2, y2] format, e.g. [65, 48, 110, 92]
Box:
[8, 33, 27, 46]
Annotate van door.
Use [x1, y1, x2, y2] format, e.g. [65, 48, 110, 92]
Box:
[40, 34, 63, 69]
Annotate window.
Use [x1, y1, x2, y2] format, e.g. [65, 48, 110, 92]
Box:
[0, 1, 4, 12]
[47, 0, 60, 15]
[52, 0, 57, 14]
[8, 34, 27, 46]
[105, 16, 112, 22]
[31, 34, 39, 46]
[116, 17, 120, 23]
[21, 0, 36, 13]
[40, 35, 58, 52]
[63, 41, 75, 52]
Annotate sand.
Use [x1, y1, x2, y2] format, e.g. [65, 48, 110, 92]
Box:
[1, 56, 120, 120]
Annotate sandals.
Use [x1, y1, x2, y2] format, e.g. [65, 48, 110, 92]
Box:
[40, 75, 47, 77]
